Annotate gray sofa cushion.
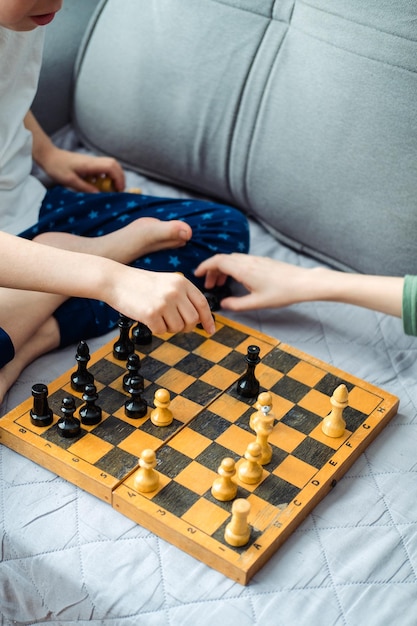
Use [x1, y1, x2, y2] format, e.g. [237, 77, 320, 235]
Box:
[73, 0, 417, 276]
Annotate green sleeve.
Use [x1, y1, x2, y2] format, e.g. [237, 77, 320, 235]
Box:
[402, 275, 417, 336]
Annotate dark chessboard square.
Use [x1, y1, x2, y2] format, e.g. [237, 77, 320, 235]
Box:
[91, 415, 135, 446]
[152, 481, 200, 518]
[264, 446, 289, 472]
[136, 335, 163, 355]
[140, 418, 183, 442]
[315, 373, 354, 396]
[168, 331, 206, 352]
[181, 379, 220, 405]
[281, 406, 322, 435]
[89, 359, 125, 386]
[189, 410, 231, 439]
[344, 406, 368, 432]
[175, 353, 214, 377]
[271, 376, 311, 404]
[96, 386, 128, 415]
[212, 518, 262, 553]
[235, 407, 255, 433]
[292, 437, 335, 469]
[141, 356, 171, 382]
[142, 382, 177, 406]
[94, 447, 138, 480]
[254, 473, 300, 507]
[218, 350, 247, 375]
[48, 388, 82, 416]
[195, 441, 240, 472]
[41, 424, 86, 449]
[263, 348, 300, 374]
[157, 446, 192, 479]
[212, 325, 249, 349]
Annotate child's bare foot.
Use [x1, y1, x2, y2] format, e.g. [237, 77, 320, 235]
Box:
[0, 316, 60, 406]
[34, 217, 192, 265]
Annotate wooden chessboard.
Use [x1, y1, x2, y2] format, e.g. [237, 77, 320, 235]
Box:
[0, 314, 399, 584]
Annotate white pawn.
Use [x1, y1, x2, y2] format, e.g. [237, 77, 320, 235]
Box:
[250, 391, 273, 431]
[237, 442, 263, 485]
[134, 449, 160, 493]
[224, 498, 251, 547]
[151, 388, 173, 427]
[211, 457, 237, 501]
[322, 384, 348, 438]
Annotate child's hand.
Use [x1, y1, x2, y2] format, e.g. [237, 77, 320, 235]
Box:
[40, 146, 126, 193]
[195, 253, 310, 311]
[107, 267, 216, 336]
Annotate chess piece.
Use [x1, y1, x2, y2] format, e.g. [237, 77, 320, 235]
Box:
[132, 321, 152, 346]
[85, 173, 116, 192]
[211, 457, 237, 501]
[236, 345, 260, 398]
[250, 391, 273, 431]
[124, 376, 148, 419]
[123, 353, 143, 393]
[30, 383, 53, 427]
[134, 449, 160, 493]
[57, 397, 81, 438]
[79, 383, 102, 425]
[224, 498, 251, 547]
[150, 388, 173, 427]
[237, 442, 263, 484]
[113, 314, 134, 360]
[71, 340, 94, 391]
[322, 384, 348, 438]
[254, 409, 274, 465]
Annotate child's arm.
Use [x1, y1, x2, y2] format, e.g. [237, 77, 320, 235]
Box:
[195, 253, 404, 318]
[2, 231, 215, 335]
[24, 111, 125, 193]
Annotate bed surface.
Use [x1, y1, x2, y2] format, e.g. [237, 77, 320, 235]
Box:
[1, 169, 417, 625]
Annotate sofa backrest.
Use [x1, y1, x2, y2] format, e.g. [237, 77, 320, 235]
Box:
[73, 0, 417, 276]
[32, 0, 101, 135]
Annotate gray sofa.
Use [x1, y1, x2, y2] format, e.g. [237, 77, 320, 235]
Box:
[2, 1, 417, 624]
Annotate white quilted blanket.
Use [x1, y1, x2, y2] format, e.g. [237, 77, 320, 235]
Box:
[1, 166, 417, 626]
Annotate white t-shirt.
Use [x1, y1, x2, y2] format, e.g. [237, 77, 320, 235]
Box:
[0, 26, 46, 235]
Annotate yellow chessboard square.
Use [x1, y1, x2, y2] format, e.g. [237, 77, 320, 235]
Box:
[68, 433, 113, 465]
[182, 498, 230, 535]
[273, 454, 317, 489]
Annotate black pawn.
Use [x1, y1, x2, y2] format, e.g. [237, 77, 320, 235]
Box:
[123, 353, 144, 393]
[113, 314, 135, 360]
[132, 321, 152, 346]
[57, 397, 81, 438]
[124, 376, 148, 419]
[236, 345, 261, 398]
[30, 383, 53, 427]
[71, 340, 94, 392]
[79, 383, 102, 425]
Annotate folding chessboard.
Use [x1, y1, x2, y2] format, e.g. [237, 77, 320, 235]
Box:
[0, 315, 399, 584]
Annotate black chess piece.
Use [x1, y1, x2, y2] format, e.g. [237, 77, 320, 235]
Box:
[30, 383, 53, 427]
[113, 314, 135, 360]
[236, 345, 261, 398]
[123, 353, 144, 393]
[132, 321, 152, 346]
[79, 383, 102, 425]
[203, 284, 232, 312]
[71, 340, 94, 392]
[124, 375, 148, 419]
[57, 397, 81, 438]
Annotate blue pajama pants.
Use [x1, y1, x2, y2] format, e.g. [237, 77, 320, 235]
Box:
[7, 186, 248, 356]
